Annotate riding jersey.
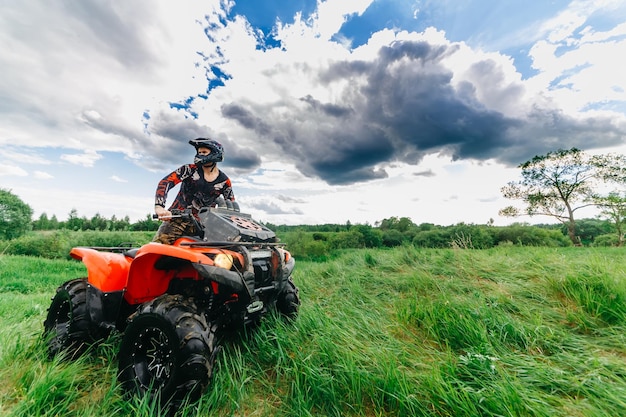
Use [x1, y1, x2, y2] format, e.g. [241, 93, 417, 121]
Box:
[155, 164, 235, 213]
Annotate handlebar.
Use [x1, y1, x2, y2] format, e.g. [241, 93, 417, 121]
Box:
[152, 209, 192, 220]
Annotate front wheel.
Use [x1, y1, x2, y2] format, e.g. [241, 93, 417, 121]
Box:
[117, 295, 218, 408]
[276, 277, 300, 319]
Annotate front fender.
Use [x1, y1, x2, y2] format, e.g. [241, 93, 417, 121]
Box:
[125, 242, 217, 304]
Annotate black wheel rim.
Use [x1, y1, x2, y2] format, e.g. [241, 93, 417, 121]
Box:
[132, 327, 174, 390]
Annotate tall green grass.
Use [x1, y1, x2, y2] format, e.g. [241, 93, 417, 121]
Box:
[0, 246, 624, 416]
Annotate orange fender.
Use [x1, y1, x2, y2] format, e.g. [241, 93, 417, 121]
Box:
[70, 247, 131, 292]
[124, 242, 214, 304]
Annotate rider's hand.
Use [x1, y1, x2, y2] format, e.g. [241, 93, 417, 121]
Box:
[155, 205, 172, 220]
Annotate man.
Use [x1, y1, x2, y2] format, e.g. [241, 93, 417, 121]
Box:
[153, 138, 236, 244]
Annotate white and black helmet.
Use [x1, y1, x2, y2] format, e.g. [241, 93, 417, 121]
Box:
[189, 138, 224, 165]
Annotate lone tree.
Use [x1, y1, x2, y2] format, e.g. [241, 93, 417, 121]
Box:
[500, 148, 626, 245]
[0, 188, 33, 240]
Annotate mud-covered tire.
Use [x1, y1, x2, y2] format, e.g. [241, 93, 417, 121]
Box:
[276, 277, 300, 319]
[43, 278, 103, 359]
[117, 295, 218, 408]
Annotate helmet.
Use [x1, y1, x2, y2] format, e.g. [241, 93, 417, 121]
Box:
[189, 138, 224, 165]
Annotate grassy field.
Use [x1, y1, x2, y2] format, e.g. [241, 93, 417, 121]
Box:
[0, 246, 624, 416]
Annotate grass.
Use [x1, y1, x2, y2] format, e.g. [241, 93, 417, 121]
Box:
[0, 246, 624, 416]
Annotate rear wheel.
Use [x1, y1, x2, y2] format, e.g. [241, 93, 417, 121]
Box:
[276, 277, 300, 319]
[117, 295, 218, 408]
[43, 278, 104, 359]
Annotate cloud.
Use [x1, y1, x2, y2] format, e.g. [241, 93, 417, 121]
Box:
[60, 150, 102, 167]
[247, 199, 304, 215]
[0, 146, 52, 165]
[5, 0, 624, 188]
[218, 30, 624, 184]
[34, 171, 54, 180]
[275, 194, 306, 204]
[110, 175, 128, 183]
[0, 164, 28, 177]
[414, 169, 435, 178]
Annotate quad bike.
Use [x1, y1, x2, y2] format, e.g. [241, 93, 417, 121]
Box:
[43, 204, 300, 408]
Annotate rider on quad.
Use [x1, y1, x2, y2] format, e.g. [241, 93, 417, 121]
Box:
[153, 138, 236, 244]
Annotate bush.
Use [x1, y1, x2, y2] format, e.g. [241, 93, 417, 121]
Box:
[281, 231, 332, 261]
[0, 230, 155, 259]
[412, 229, 452, 248]
[2, 231, 71, 258]
[592, 233, 621, 247]
[330, 230, 366, 250]
[492, 225, 570, 247]
[382, 229, 405, 247]
[448, 224, 494, 249]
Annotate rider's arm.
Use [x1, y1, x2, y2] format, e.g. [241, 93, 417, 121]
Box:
[154, 165, 193, 217]
[221, 176, 236, 201]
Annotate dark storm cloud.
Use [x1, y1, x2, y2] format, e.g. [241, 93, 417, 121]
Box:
[142, 109, 262, 171]
[221, 99, 393, 184]
[221, 103, 273, 135]
[341, 41, 520, 162]
[299, 95, 353, 118]
[221, 142, 263, 171]
[222, 39, 626, 185]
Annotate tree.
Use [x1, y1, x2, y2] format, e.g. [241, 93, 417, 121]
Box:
[65, 208, 84, 231]
[0, 188, 33, 240]
[32, 213, 51, 230]
[378, 216, 416, 232]
[593, 192, 626, 246]
[500, 148, 626, 245]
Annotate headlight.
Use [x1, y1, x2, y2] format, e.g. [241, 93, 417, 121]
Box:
[277, 248, 291, 263]
[214, 253, 233, 270]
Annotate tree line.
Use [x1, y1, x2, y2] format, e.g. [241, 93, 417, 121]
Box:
[31, 209, 160, 232]
[1, 147, 625, 250]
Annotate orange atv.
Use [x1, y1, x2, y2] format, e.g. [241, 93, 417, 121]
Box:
[43, 206, 300, 408]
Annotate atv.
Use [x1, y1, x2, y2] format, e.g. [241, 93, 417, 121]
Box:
[43, 204, 300, 408]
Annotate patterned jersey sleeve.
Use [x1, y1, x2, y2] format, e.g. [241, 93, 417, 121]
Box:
[154, 165, 194, 207]
[221, 175, 235, 201]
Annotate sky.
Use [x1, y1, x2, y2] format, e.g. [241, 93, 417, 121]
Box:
[1, 0, 626, 227]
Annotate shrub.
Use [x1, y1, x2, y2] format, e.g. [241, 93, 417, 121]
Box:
[281, 231, 332, 261]
[412, 229, 451, 248]
[2, 230, 71, 258]
[382, 229, 405, 247]
[592, 233, 620, 247]
[448, 224, 494, 249]
[492, 225, 570, 247]
[330, 230, 366, 250]
[0, 230, 154, 259]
